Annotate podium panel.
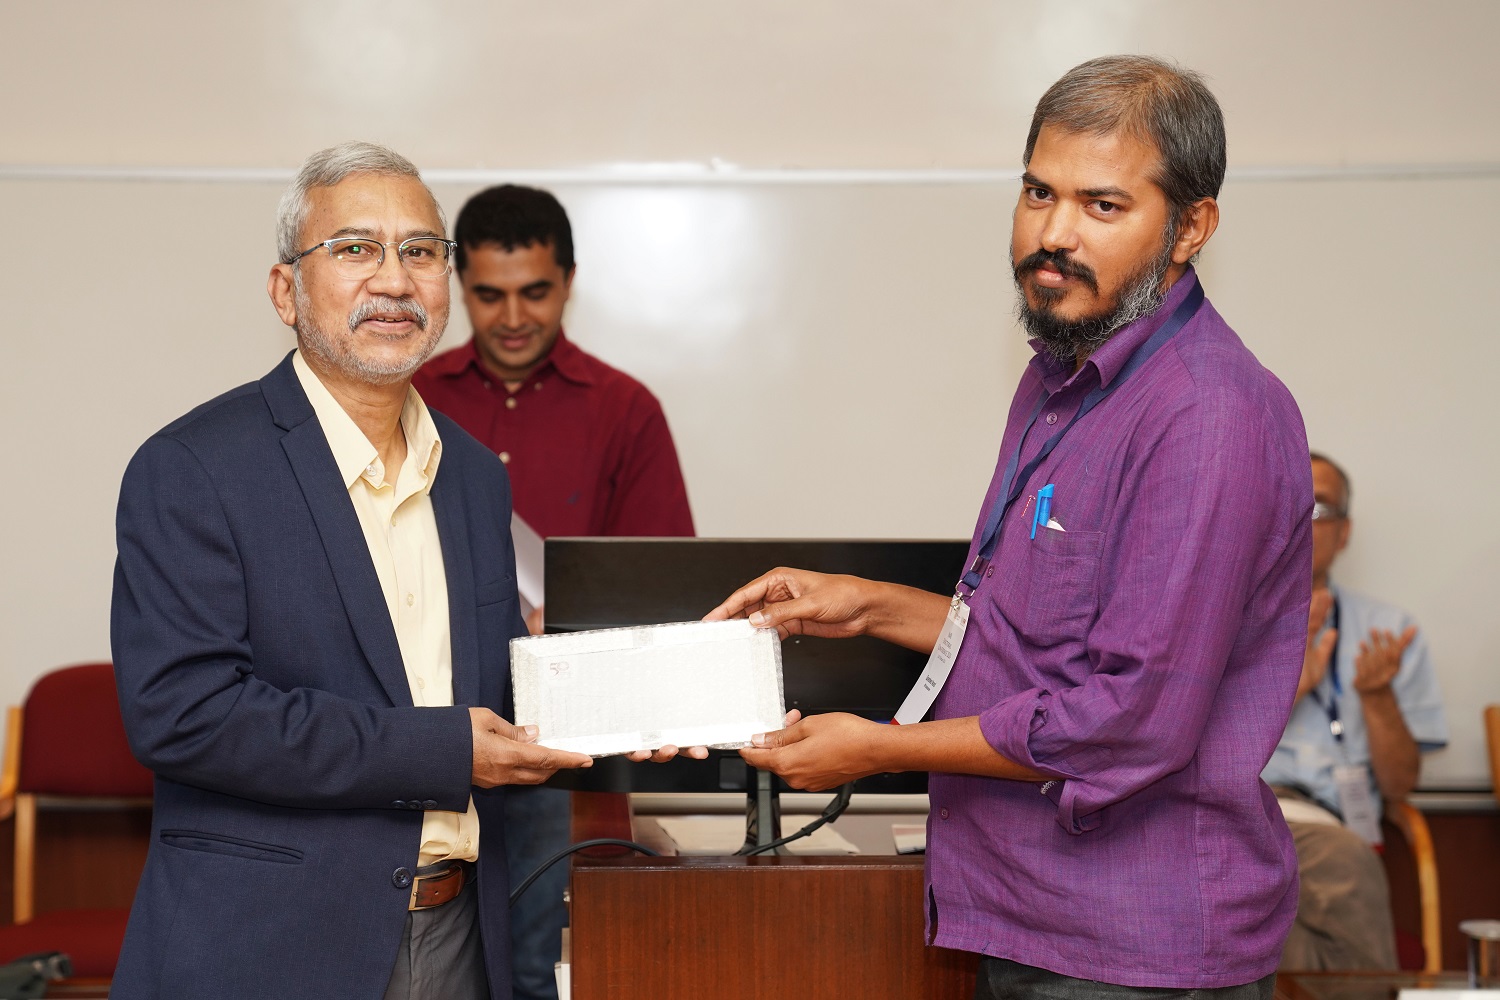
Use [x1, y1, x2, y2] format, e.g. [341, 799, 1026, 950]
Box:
[569, 854, 976, 999]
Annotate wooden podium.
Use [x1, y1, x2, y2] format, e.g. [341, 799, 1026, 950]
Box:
[568, 852, 977, 999]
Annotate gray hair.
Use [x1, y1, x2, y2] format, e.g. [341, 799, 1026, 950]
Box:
[1024, 56, 1226, 224]
[275, 141, 444, 262]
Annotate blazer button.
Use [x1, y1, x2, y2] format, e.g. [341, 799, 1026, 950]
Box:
[393, 867, 414, 889]
[421, 799, 438, 809]
[392, 800, 407, 809]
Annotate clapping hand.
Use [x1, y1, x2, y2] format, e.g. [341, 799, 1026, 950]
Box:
[1352, 625, 1417, 694]
[1297, 588, 1337, 701]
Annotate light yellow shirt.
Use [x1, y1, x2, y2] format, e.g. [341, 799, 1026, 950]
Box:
[293, 350, 479, 867]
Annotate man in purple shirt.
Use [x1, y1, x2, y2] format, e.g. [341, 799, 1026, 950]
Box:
[709, 56, 1310, 997]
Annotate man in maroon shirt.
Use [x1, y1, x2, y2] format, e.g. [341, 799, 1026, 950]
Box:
[414, 185, 694, 541]
[414, 185, 694, 1000]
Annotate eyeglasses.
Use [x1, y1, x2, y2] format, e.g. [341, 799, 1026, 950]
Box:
[1312, 501, 1347, 522]
[285, 237, 457, 280]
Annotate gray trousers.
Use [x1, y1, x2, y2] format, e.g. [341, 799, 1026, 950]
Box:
[382, 874, 490, 1000]
[1279, 818, 1398, 971]
[975, 959, 1276, 1000]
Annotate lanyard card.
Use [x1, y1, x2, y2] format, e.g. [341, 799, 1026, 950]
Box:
[1333, 763, 1383, 846]
[893, 597, 970, 725]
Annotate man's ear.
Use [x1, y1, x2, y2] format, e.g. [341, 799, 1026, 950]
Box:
[1171, 197, 1219, 265]
[268, 264, 298, 329]
[1335, 516, 1353, 555]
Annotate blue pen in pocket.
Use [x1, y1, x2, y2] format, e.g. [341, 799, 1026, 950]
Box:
[1031, 483, 1054, 539]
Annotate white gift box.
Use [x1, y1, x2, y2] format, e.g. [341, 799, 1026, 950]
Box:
[510, 619, 786, 757]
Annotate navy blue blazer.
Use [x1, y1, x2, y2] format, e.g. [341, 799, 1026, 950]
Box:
[110, 352, 525, 999]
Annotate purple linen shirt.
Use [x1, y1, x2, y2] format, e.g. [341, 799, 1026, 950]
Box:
[928, 270, 1311, 988]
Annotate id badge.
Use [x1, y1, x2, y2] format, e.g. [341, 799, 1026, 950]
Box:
[1333, 763, 1383, 846]
[893, 597, 970, 725]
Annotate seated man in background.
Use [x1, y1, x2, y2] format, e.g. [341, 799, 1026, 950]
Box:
[1266, 452, 1448, 970]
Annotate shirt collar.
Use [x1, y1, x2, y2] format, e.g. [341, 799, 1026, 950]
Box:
[292, 349, 443, 492]
[1030, 266, 1201, 392]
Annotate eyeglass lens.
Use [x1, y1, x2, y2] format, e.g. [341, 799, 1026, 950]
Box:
[325, 239, 451, 278]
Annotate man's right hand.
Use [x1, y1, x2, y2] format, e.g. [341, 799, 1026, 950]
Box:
[705, 566, 949, 654]
[704, 567, 883, 641]
[469, 707, 592, 788]
[1296, 587, 1338, 701]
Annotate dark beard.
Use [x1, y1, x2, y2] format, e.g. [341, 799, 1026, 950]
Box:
[1013, 228, 1176, 365]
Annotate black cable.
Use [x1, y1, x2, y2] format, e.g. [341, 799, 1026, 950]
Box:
[508, 837, 660, 907]
[737, 783, 854, 856]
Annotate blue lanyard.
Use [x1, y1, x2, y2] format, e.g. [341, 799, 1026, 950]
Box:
[957, 278, 1205, 598]
[1311, 596, 1344, 741]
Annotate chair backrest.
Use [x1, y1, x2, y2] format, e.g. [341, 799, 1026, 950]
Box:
[2, 663, 154, 925]
[17, 663, 152, 798]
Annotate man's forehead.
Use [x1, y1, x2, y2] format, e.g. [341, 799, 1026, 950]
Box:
[462, 241, 568, 283]
[304, 173, 444, 237]
[1027, 125, 1162, 194]
[1310, 460, 1347, 501]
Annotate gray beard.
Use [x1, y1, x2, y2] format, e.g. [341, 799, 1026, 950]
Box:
[1015, 232, 1176, 365]
[293, 271, 444, 386]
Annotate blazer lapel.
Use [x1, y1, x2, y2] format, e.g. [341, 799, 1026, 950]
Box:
[262, 354, 413, 708]
[432, 474, 480, 708]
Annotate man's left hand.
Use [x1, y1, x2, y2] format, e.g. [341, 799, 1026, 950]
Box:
[1353, 625, 1417, 694]
[739, 710, 889, 791]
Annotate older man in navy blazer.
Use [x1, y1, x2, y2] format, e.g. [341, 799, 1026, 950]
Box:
[110, 142, 597, 999]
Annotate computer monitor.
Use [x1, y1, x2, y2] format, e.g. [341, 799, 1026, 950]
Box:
[541, 538, 969, 800]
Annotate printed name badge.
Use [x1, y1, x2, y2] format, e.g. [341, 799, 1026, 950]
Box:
[1333, 763, 1383, 846]
[893, 598, 970, 725]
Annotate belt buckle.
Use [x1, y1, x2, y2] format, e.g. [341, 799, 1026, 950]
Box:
[408, 861, 467, 911]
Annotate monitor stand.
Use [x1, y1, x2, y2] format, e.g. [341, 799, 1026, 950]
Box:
[741, 766, 788, 855]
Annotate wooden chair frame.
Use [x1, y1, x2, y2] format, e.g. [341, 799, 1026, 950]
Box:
[1486, 704, 1500, 806]
[1386, 798, 1442, 973]
[0, 705, 40, 923]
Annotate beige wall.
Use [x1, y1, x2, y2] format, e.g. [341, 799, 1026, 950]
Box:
[2, 0, 1497, 786]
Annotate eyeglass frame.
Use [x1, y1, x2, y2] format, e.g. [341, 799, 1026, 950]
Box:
[1312, 501, 1347, 522]
[283, 236, 459, 278]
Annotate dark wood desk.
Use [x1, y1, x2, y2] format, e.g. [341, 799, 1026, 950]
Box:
[569, 853, 976, 999]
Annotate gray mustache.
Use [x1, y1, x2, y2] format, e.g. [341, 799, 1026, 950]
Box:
[348, 296, 427, 332]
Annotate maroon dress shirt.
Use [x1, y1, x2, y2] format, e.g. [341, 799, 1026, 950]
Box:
[413, 332, 694, 539]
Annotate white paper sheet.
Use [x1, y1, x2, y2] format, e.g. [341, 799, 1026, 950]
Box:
[510, 619, 786, 756]
[510, 512, 544, 620]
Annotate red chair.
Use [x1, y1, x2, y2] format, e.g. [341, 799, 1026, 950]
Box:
[0, 663, 153, 979]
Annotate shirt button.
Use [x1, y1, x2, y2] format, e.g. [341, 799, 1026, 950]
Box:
[393, 867, 414, 888]
[534, 383, 542, 391]
[505, 397, 517, 410]
[939, 808, 950, 820]
[499, 451, 510, 464]
[406, 593, 415, 607]
[416, 677, 426, 689]
[463, 838, 473, 851]
[1045, 412, 1058, 425]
